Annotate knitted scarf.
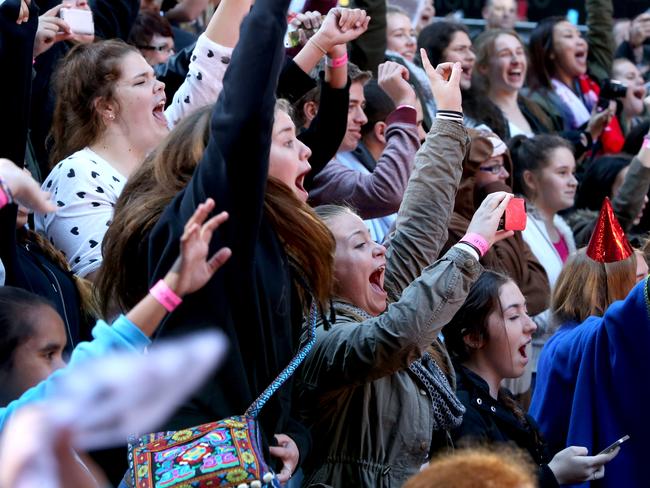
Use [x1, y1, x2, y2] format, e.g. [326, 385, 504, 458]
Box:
[334, 300, 466, 432]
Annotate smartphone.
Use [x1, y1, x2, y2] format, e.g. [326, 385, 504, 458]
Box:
[597, 435, 630, 455]
[60, 8, 94, 36]
[498, 197, 527, 232]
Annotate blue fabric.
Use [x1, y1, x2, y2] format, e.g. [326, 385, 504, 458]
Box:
[0, 315, 150, 431]
[530, 278, 650, 488]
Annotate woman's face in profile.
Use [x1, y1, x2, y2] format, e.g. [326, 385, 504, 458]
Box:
[268, 110, 312, 202]
[327, 211, 388, 317]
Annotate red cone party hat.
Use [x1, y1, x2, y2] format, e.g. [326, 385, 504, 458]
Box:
[586, 197, 633, 263]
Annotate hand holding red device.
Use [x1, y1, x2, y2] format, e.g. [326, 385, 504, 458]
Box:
[498, 197, 526, 231]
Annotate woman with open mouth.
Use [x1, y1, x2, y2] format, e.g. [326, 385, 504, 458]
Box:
[442, 270, 619, 488]
[526, 4, 625, 156]
[34, 0, 246, 281]
[297, 56, 514, 487]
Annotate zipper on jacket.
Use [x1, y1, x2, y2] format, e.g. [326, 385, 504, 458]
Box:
[43, 265, 75, 349]
[25, 244, 76, 349]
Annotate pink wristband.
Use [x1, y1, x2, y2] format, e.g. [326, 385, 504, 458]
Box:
[150, 279, 182, 312]
[643, 135, 650, 150]
[326, 52, 348, 69]
[0, 178, 12, 210]
[460, 233, 489, 257]
[0, 188, 8, 209]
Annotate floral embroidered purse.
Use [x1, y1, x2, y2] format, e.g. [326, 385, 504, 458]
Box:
[127, 303, 318, 488]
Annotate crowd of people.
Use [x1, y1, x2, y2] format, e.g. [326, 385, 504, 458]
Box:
[1, 0, 650, 486]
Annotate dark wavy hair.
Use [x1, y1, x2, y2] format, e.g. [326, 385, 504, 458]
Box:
[417, 21, 469, 67]
[527, 16, 566, 91]
[508, 134, 573, 197]
[0, 287, 55, 374]
[443, 270, 531, 426]
[98, 101, 335, 317]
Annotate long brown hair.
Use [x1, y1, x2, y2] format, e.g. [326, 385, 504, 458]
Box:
[443, 271, 530, 425]
[49, 40, 138, 166]
[551, 249, 637, 326]
[472, 29, 553, 133]
[97, 102, 334, 317]
[95, 106, 212, 317]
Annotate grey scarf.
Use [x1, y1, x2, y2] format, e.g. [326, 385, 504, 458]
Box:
[334, 301, 465, 432]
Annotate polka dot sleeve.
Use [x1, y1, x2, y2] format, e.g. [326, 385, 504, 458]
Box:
[165, 34, 233, 129]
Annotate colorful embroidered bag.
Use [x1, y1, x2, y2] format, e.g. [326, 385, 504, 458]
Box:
[127, 303, 318, 488]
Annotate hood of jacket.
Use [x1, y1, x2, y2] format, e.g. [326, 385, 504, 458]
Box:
[454, 128, 514, 220]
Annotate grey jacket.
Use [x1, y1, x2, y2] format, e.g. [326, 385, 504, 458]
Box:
[298, 120, 482, 487]
[566, 157, 650, 247]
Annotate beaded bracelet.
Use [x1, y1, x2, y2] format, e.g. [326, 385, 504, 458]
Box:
[150, 279, 182, 312]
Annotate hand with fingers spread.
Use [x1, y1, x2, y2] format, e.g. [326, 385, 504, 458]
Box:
[164, 198, 232, 298]
[465, 191, 515, 248]
[548, 445, 619, 484]
[378, 61, 417, 107]
[269, 433, 299, 484]
[419, 49, 463, 112]
[33, 4, 74, 58]
[310, 7, 370, 55]
[0, 158, 56, 214]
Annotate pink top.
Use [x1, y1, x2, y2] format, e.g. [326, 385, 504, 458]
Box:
[553, 235, 570, 263]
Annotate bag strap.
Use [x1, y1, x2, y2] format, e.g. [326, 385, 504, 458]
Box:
[245, 301, 318, 418]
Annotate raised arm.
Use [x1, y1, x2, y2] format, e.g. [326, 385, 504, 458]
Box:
[611, 138, 650, 231]
[585, 0, 615, 83]
[383, 57, 468, 294]
[0, 198, 230, 431]
[309, 62, 420, 217]
[164, 0, 252, 128]
[301, 193, 512, 389]
[149, 0, 290, 281]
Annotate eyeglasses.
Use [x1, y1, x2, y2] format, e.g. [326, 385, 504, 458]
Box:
[137, 44, 175, 54]
[479, 164, 508, 175]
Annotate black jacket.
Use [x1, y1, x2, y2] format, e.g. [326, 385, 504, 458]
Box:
[156, 51, 349, 190]
[452, 364, 560, 488]
[146, 0, 311, 466]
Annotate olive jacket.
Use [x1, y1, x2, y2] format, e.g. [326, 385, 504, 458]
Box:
[298, 120, 482, 487]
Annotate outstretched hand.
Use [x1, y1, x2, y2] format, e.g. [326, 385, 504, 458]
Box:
[165, 198, 232, 298]
[420, 49, 463, 113]
[466, 191, 515, 247]
[312, 7, 370, 54]
[0, 158, 56, 213]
